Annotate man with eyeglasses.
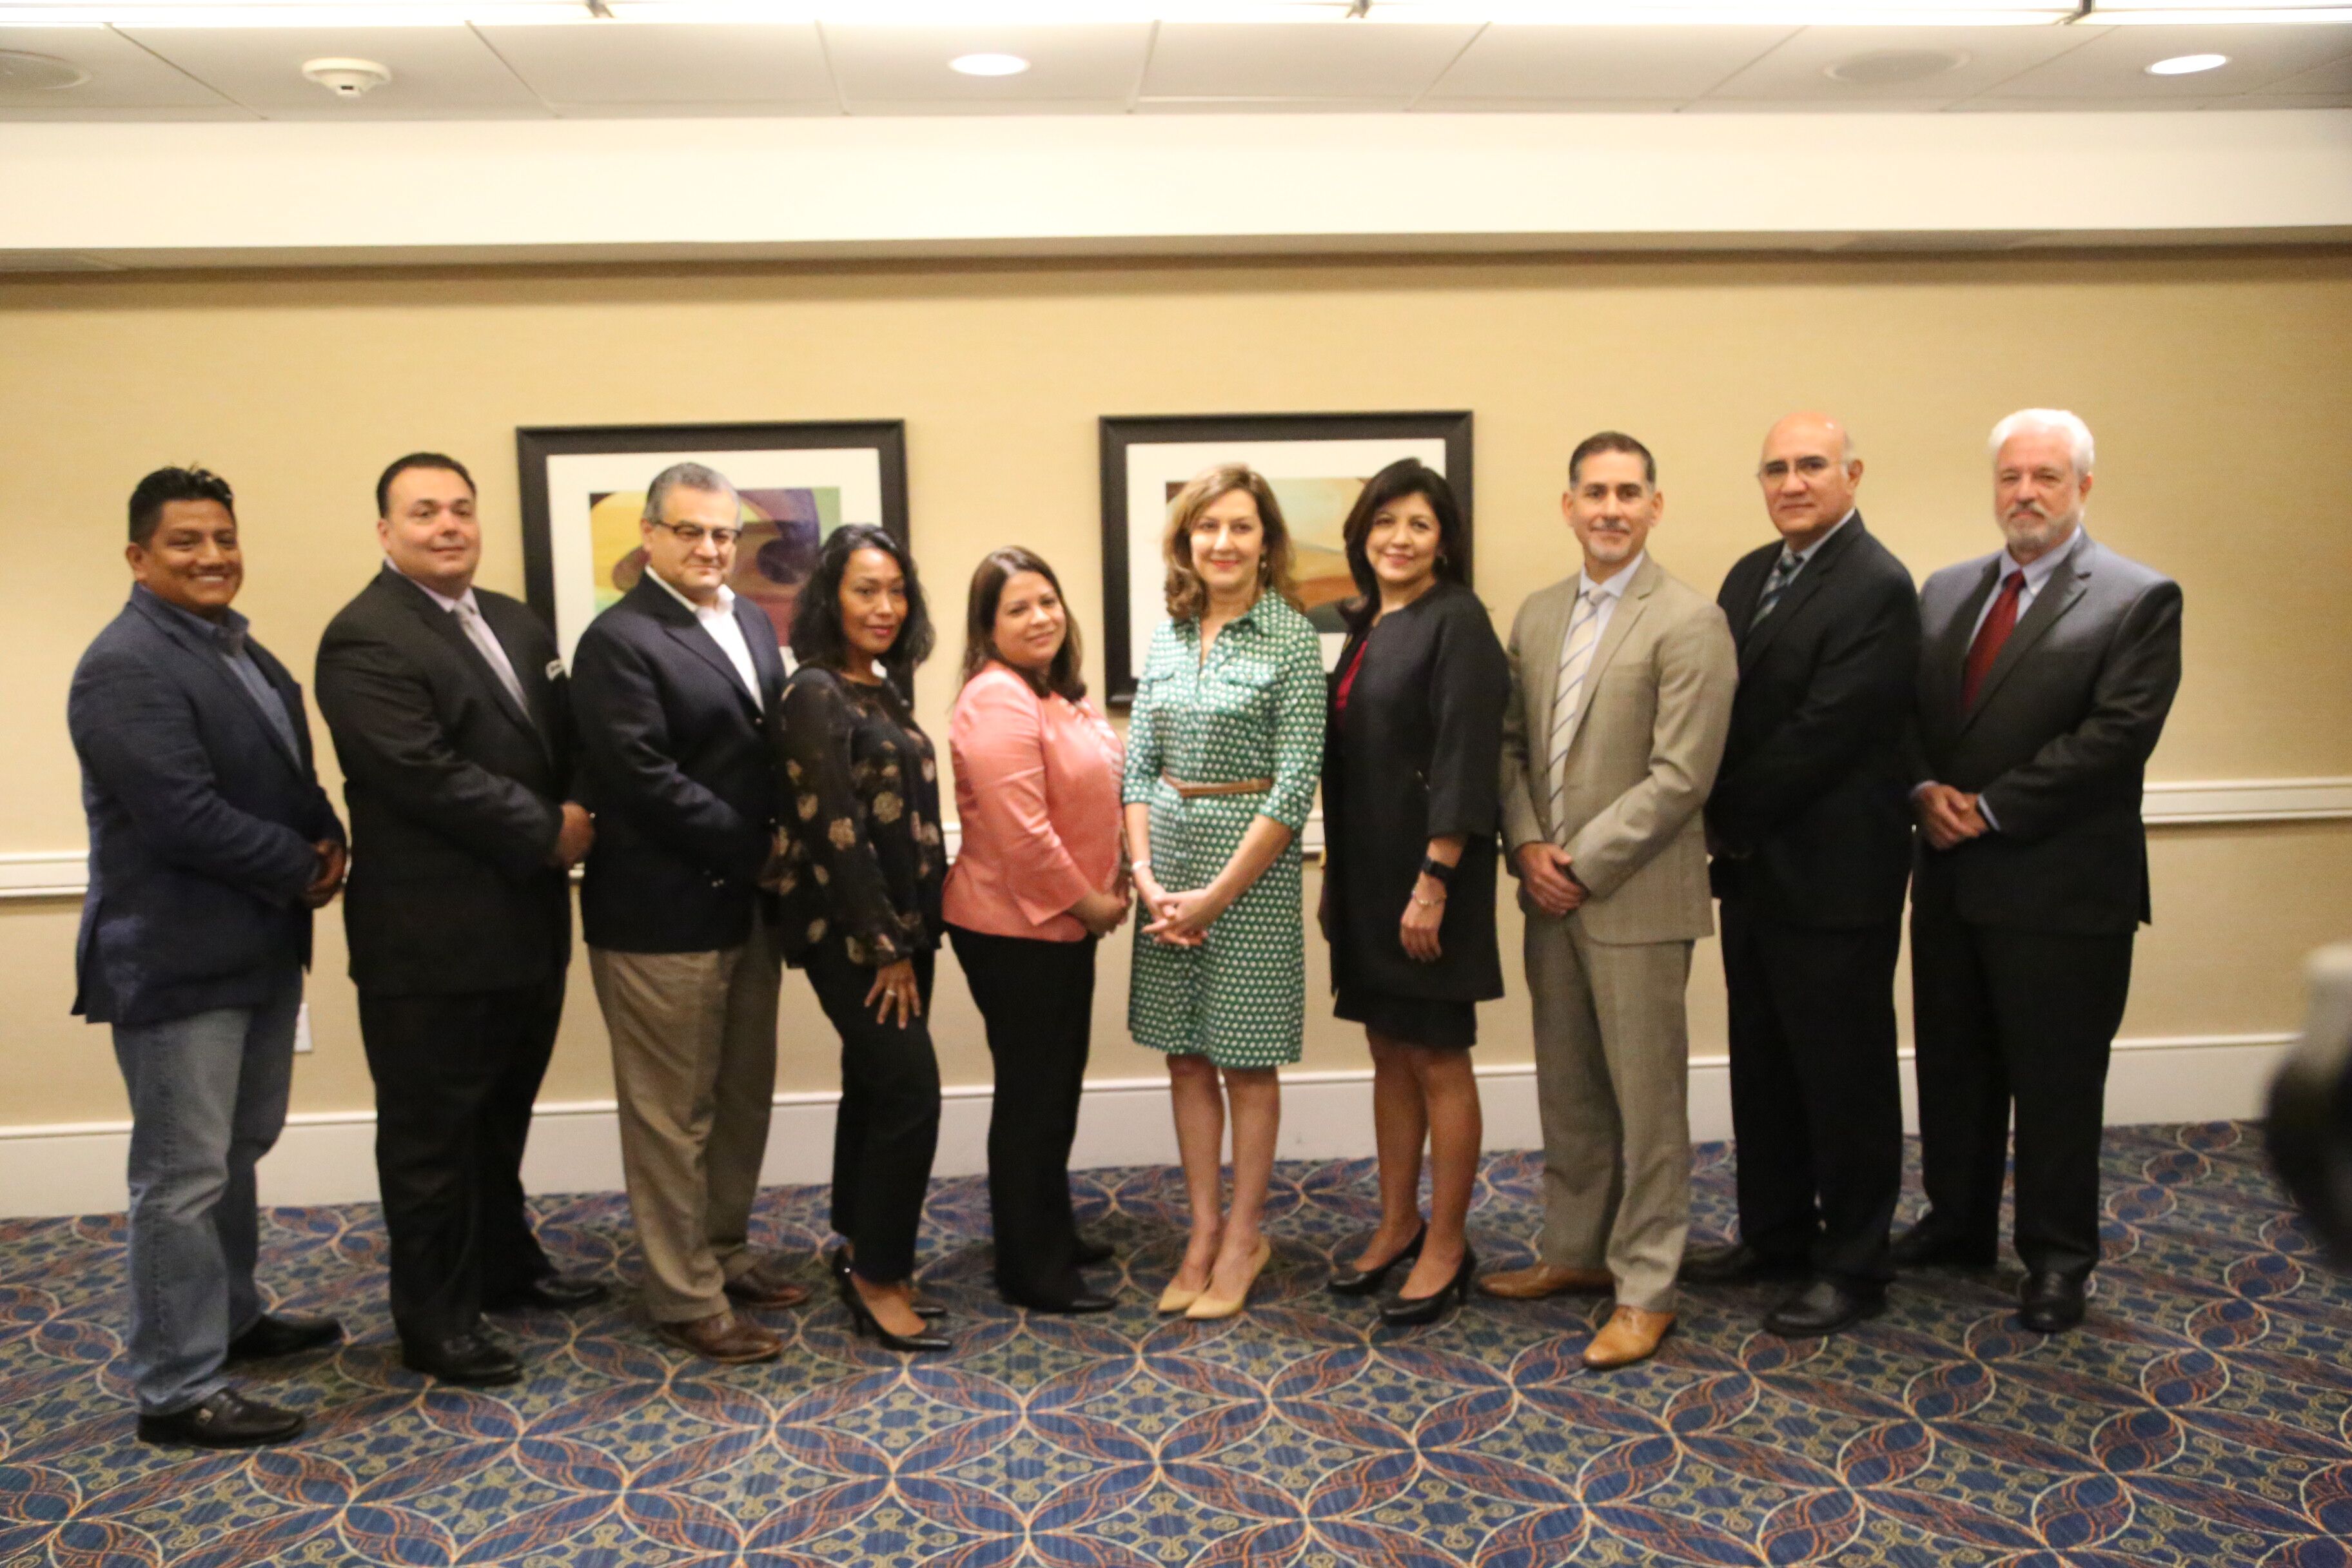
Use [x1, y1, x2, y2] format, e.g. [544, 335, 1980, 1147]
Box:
[569, 462, 801, 1364]
[1680, 414, 1919, 1338]
[315, 453, 607, 1388]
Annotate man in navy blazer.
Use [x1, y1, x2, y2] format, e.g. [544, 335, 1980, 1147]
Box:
[69, 466, 347, 1448]
[1901, 409, 2183, 1334]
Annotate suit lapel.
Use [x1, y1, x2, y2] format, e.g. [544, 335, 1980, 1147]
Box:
[1738, 516, 1857, 675]
[385, 573, 540, 743]
[1524, 578, 1573, 758]
[1962, 534, 2092, 729]
[1574, 555, 1655, 740]
[1928, 557, 2001, 732]
[132, 593, 303, 774]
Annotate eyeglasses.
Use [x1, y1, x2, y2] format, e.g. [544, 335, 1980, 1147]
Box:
[651, 520, 743, 549]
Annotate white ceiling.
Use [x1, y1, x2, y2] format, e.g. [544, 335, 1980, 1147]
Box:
[0, 16, 2347, 118]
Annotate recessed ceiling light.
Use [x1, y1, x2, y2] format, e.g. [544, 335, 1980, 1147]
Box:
[0, 50, 92, 92]
[2145, 52, 2231, 75]
[950, 52, 1031, 77]
[1825, 48, 1972, 86]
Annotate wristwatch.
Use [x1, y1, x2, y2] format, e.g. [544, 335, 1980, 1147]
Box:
[1418, 856, 1455, 886]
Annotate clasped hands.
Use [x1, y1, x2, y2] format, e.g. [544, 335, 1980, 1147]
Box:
[547, 801, 595, 870]
[1913, 782, 1989, 851]
[1513, 841, 1587, 918]
[1133, 867, 1222, 948]
[300, 839, 347, 908]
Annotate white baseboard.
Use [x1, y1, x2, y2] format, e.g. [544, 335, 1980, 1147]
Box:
[0, 1034, 2292, 1220]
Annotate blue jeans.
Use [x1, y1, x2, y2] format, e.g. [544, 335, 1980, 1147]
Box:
[110, 966, 301, 1415]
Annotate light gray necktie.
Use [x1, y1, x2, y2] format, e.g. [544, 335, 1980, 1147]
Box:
[1749, 549, 1805, 629]
[454, 599, 530, 719]
[1545, 587, 1603, 840]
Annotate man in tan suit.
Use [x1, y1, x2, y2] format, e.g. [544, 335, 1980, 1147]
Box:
[1480, 431, 1738, 1369]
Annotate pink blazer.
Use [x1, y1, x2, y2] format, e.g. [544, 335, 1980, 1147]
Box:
[943, 663, 1125, 943]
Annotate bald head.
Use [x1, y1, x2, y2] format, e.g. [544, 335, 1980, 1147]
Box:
[1756, 411, 1863, 550]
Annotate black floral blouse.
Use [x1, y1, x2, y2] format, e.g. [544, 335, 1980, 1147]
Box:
[767, 666, 945, 968]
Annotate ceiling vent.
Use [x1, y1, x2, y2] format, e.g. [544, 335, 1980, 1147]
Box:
[1824, 48, 1972, 88]
[302, 57, 393, 100]
[0, 50, 91, 93]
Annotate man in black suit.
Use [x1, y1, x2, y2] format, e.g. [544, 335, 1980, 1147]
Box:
[1682, 413, 1920, 1337]
[1901, 408, 2182, 1333]
[70, 466, 347, 1448]
[315, 453, 607, 1387]
[571, 462, 800, 1366]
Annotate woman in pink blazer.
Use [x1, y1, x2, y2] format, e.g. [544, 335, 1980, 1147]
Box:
[943, 547, 1130, 1313]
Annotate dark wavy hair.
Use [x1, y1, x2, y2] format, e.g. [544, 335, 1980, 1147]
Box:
[1338, 458, 1469, 632]
[962, 546, 1086, 703]
[787, 524, 935, 691]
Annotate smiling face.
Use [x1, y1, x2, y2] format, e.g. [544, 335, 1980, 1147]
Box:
[377, 463, 480, 598]
[1756, 413, 1861, 551]
[1189, 487, 1267, 605]
[1364, 491, 1442, 598]
[129, 498, 242, 619]
[1993, 426, 2092, 564]
[991, 568, 1066, 676]
[839, 545, 910, 669]
[1562, 450, 1662, 582]
[641, 484, 740, 606]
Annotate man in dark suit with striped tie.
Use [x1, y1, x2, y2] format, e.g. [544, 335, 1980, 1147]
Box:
[1683, 413, 1919, 1338]
[1899, 409, 2182, 1334]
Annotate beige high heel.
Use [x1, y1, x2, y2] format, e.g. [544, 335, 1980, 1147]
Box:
[1185, 1238, 1273, 1321]
[1157, 1279, 1204, 1315]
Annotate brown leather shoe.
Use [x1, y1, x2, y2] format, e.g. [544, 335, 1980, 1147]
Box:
[724, 1259, 812, 1309]
[1583, 1305, 1675, 1369]
[1478, 1264, 1614, 1300]
[660, 1310, 783, 1364]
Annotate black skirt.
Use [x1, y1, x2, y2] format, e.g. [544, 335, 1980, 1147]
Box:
[1334, 983, 1477, 1050]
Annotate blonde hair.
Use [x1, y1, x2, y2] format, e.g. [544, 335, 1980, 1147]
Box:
[1161, 464, 1301, 622]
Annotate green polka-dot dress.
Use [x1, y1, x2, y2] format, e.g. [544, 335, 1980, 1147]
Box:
[1124, 593, 1326, 1069]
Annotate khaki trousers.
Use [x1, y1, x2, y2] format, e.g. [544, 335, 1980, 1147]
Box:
[1524, 910, 1693, 1313]
[589, 921, 781, 1324]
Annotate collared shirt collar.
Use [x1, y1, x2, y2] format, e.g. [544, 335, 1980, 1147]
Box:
[385, 558, 479, 616]
[135, 582, 251, 652]
[649, 567, 737, 620]
[1784, 508, 1857, 568]
[1579, 550, 1646, 602]
[2003, 524, 2084, 593]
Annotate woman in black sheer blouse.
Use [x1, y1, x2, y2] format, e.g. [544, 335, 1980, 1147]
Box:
[770, 524, 950, 1353]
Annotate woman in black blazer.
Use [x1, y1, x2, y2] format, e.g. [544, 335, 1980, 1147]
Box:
[1318, 460, 1509, 1326]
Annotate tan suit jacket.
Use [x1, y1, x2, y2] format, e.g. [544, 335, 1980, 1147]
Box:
[1500, 553, 1738, 946]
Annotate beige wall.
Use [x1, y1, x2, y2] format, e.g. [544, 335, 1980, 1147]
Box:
[5, 248, 2348, 1126]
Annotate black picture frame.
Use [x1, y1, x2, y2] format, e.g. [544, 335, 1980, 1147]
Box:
[515, 418, 909, 662]
[1098, 410, 1473, 705]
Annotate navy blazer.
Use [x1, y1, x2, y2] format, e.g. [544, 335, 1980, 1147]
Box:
[569, 576, 785, 954]
[70, 587, 345, 1026]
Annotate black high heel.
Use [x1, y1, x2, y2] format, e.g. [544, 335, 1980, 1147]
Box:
[1379, 1244, 1476, 1328]
[836, 1266, 952, 1353]
[827, 1247, 945, 1319]
[1328, 1223, 1426, 1297]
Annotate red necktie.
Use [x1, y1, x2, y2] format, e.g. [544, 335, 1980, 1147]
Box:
[1961, 570, 2024, 709]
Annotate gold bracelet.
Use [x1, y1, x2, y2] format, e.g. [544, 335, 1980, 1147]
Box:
[1410, 893, 1444, 908]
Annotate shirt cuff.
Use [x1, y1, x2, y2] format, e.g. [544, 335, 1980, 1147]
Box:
[1975, 796, 2002, 832]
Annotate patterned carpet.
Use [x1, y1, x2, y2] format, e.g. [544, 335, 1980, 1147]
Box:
[2, 1121, 2347, 1567]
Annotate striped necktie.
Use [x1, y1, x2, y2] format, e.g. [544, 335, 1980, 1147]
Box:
[1749, 549, 1805, 629]
[1545, 587, 1604, 840]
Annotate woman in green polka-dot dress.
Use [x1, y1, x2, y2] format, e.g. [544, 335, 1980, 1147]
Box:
[1124, 464, 1326, 1321]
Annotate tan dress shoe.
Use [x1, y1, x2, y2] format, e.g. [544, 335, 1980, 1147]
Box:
[1186, 1239, 1273, 1321]
[1583, 1305, 1675, 1369]
[660, 1309, 783, 1364]
[724, 1259, 812, 1309]
[1477, 1264, 1614, 1300]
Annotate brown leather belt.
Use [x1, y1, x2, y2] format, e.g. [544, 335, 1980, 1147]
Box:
[1163, 772, 1272, 799]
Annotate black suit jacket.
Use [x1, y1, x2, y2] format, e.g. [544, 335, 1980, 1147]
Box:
[1707, 514, 1921, 930]
[1908, 529, 2182, 935]
[69, 587, 344, 1026]
[569, 576, 785, 953]
[316, 567, 576, 996]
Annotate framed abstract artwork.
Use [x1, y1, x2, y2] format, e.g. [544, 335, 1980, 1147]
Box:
[516, 420, 909, 663]
[1097, 411, 1473, 705]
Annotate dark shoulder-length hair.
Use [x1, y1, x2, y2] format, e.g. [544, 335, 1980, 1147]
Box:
[1338, 458, 1469, 632]
[961, 546, 1086, 703]
[787, 524, 935, 688]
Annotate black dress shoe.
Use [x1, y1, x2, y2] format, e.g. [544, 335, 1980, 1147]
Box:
[1006, 1290, 1119, 1316]
[1072, 1234, 1116, 1267]
[1329, 1224, 1426, 1297]
[831, 1248, 945, 1318]
[225, 1313, 344, 1363]
[1888, 1224, 1997, 1269]
[402, 1330, 523, 1386]
[2019, 1271, 2088, 1333]
[1763, 1277, 1886, 1338]
[486, 1273, 611, 1312]
[137, 1388, 305, 1448]
[1379, 1246, 1476, 1328]
[838, 1270, 952, 1353]
[1679, 1243, 1805, 1286]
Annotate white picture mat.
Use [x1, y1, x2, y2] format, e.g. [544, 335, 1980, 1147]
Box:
[544, 446, 887, 665]
[1122, 435, 1451, 678]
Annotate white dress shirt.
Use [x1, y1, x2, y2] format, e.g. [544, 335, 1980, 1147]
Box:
[648, 569, 764, 707]
[1567, 550, 1645, 662]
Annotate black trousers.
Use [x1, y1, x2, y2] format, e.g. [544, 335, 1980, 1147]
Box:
[948, 925, 1098, 1302]
[357, 977, 562, 1346]
[1720, 897, 1903, 1287]
[1910, 881, 2133, 1279]
[805, 946, 940, 1284]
